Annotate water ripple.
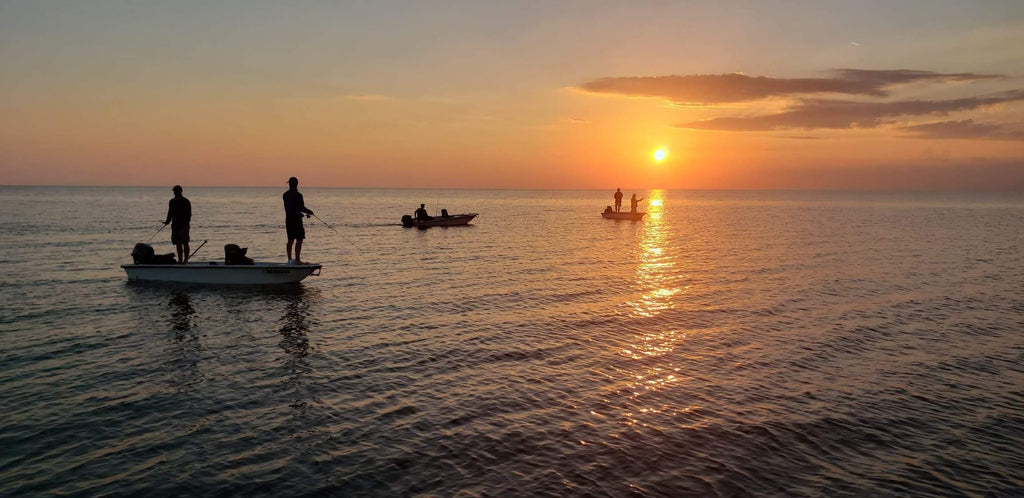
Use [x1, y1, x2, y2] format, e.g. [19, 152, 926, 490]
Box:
[1, 188, 1022, 496]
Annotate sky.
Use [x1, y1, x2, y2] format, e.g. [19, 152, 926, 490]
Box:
[1, 0, 1023, 190]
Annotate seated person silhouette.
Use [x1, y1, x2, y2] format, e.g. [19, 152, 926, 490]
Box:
[414, 204, 432, 221]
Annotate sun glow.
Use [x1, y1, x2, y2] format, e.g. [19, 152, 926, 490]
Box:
[653, 149, 667, 162]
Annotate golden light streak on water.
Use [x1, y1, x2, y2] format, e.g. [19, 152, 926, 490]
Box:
[618, 190, 695, 420]
[626, 190, 679, 319]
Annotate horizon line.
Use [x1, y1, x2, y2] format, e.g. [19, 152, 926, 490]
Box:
[2, 184, 1023, 194]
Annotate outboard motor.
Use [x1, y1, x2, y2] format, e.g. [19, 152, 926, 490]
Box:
[441, 209, 450, 218]
[131, 243, 155, 264]
[224, 244, 254, 265]
[401, 215, 415, 228]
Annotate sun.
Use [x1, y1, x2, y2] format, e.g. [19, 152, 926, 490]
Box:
[653, 149, 668, 162]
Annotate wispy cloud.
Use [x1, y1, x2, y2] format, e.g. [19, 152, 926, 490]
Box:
[577, 69, 1000, 104]
[677, 91, 1024, 131]
[341, 94, 395, 102]
[899, 119, 1024, 140]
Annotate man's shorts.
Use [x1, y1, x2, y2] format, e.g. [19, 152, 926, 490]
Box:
[286, 217, 305, 240]
[171, 223, 190, 245]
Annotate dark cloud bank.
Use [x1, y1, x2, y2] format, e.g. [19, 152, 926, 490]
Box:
[578, 69, 1024, 140]
[578, 69, 999, 104]
[679, 91, 1024, 134]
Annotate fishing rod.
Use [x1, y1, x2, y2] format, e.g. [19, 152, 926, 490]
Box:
[147, 223, 168, 242]
[310, 213, 340, 235]
[310, 213, 366, 256]
[187, 240, 207, 261]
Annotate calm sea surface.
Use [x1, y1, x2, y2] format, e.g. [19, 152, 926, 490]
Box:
[1, 187, 1022, 496]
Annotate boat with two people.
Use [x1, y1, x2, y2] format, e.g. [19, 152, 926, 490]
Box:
[402, 205, 477, 228]
[122, 243, 321, 285]
[602, 190, 646, 220]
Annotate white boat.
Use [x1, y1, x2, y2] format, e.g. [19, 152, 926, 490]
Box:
[122, 262, 322, 284]
[401, 213, 477, 228]
[602, 211, 645, 220]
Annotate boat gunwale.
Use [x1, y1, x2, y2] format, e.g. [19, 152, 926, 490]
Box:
[601, 212, 646, 219]
[406, 213, 478, 227]
[121, 263, 322, 270]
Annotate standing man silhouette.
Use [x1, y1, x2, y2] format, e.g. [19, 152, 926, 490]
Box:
[630, 193, 644, 213]
[164, 185, 191, 263]
[283, 177, 314, 264]
[614, 188, 623, 212]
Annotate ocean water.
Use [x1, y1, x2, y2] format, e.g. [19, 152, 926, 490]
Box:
[1, 186, 1022, 496]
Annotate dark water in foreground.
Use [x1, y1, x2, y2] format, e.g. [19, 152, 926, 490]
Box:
[1, 187, 1022, 496]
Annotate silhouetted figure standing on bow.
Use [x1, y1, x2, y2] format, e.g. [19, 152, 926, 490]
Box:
[283, 177, 314, 264]
[614, 188, 623, 212]
[164, 185, 191, 263]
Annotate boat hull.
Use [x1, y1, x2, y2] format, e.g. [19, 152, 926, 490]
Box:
[602, 211, 645, 220]
[122, 262, 321, 284]
[403, 213, 477, 227]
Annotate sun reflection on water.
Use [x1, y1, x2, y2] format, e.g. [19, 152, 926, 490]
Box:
[617, 190, 696, 423]
[626, 190, 681, 319]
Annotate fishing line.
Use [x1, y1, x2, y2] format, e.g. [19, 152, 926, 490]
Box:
[310, 213, 340, 235]
[311, 213, 365, 256]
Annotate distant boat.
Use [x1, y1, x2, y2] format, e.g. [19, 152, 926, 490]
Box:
[122, 262, 321, 284]
[401, 213, 477, 228]
[602, 211, 645, 220]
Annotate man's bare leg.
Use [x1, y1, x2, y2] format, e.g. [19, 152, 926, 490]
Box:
[287, 239, 295, 261]
[182, 242, 190, 263]
[294, 239, 303, 264]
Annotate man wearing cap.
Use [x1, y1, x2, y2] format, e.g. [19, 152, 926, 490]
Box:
[163, 185, 192, 264]
[283, 177, 314, 264]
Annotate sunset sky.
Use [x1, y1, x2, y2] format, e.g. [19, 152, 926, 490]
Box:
[2, 0, 1023, 190]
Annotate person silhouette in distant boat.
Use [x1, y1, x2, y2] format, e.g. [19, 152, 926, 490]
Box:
[614, 188, 623, 212]
[630, 194, 644, 213]
[164, 185, 191, 264]
[414, 204, 432, 221]
[283, 177, 314, 264]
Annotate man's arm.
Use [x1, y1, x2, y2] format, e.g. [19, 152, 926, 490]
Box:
[164, 200, 173, 225]
[299, 194, 313, 215]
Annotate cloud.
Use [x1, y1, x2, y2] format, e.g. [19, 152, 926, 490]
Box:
[899, 119, 1024, 140]
[831, 68, 998, 86]
[677, 91, 1024, 131]
[577, 69, 1000, 104]
[341, 94, 394, 102]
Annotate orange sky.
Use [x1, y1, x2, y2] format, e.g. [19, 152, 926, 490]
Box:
[1, 1, 1023, 190]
